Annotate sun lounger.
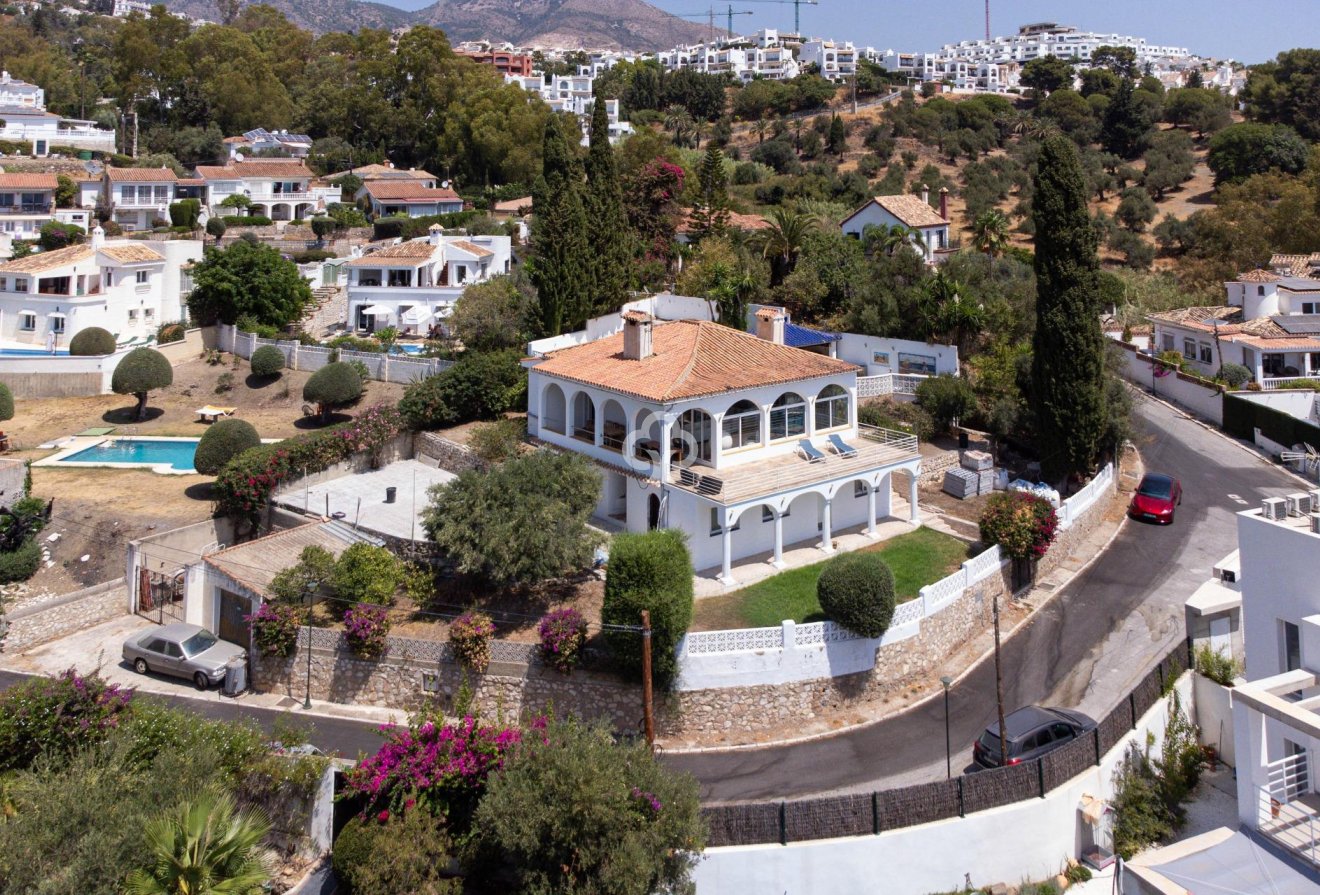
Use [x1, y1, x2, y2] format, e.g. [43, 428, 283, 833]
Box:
[798, 439, 826, 464]
[196, 405, 237, 423]
[828, 433, 858, 459]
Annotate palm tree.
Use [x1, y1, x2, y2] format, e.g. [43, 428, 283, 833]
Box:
[971, 209, 1011, 258]
[757, 206, 817, 285]
[125, 792, 271, 895]
[662, 105, 694, 147]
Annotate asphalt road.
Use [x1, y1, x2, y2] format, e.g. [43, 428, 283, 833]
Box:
[661, 394, 1304, 801]
[0, 395, 1302, 800]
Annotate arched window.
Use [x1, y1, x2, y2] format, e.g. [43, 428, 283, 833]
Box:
[769, 392, 806, 440]
[814, 384, 849, 431]
[721, 399, 761, 450]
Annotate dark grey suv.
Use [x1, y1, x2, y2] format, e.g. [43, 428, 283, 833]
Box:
[972, 705, 1098, 769]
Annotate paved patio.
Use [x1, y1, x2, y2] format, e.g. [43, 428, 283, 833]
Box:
[274, 459, 454, 542]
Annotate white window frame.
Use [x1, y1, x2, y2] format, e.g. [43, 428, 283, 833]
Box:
[1199, 343, 1212, 364]
[19, 313, 35, 331]
[13, 278, 27, 293]
[135, 270, 149, 284]
[769, 392, 807, 441]
[815, 385, 850, 431]
[1183, 338, 1196, 359]
[722, 401, 761, 450]
[127, 309, 138, 321]
[50, 316, 64, 334]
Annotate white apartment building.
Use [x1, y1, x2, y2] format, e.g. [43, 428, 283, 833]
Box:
[346, 228, 512, 334]
[0, 70, 42, 109]
[0, 174, 92, 241]
[799, 39, 858, 81]
[0, 226, 201, 348]
[0, 71, 116, 154]
[194, 159, 340, 222]
[504, 73, 632, 143]
[656, 31, 801, 82]
[525, 309, 922, 580]
[102, 167, 179, 232]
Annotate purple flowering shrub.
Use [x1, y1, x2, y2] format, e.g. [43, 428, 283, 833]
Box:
[449, 612, 496, 672]
[247, 601, 303, 657]
[0, 668, 133, 771]
[344, 604, 391, 659]
[341, 714, 537, 830]
[537, 607, 588, 674]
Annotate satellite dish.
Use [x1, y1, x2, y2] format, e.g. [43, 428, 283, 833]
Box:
[441, 180, 450, 189]
[234, 151, 245, 162]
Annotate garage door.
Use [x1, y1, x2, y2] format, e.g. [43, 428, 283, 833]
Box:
[217, 589, 250, 647]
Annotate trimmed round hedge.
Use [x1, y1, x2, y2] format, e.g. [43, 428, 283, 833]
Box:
[193, 418, 261, 475]
[68, 327, 117, 356]
[0, 382, 12, 423]
[303, 361, 363, 410]
[816, 552, 897, 638]
[249, 344, 285, 377]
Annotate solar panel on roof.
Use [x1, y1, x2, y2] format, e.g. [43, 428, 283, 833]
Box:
[1270, 315, 1320, 335]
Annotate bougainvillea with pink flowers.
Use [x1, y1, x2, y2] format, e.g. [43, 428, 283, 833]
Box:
[536, 607, 588, 674]
[978, 490, 1059, 561]
[343, 603, 391, 659]
[0, 668, 133, 772]
[247, 601, 303, 657]
[449, 611, 496, 672]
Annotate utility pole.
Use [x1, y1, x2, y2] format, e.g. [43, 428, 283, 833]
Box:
[641, 610, 655, 748]
[992, 593, 1007, 767]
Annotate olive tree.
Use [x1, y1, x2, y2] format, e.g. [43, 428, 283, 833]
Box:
[302, 362, 362, 423]
[111, 347, 173, 421]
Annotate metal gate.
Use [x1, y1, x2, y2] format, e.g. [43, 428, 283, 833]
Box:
[217, 589, 250, 646]
[137, 568, 183, 622]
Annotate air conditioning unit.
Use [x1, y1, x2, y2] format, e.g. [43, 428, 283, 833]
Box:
[1287, 493, 1310, 516]
[1311, 513, 1320, 535]
[1309, 490, 1320, 512]
[1262, 497, 1287, 520]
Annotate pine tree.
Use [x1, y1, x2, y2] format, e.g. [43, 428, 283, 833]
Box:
[1102, 78, 1148, 159]
[1031, 134, 1106, 483]
[583, 97, 633, 316]
[827, 113, 847, 156]
[530, 115, 591, 336]
[689, 145, 730, 242]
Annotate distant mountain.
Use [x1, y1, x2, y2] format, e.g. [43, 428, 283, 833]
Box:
[164, 0, 709, 50]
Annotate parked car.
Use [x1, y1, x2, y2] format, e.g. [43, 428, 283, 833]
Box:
[972, 705, 1098, 769]
[122, 623, 245, 689]
[1128, 472, 1183, 524]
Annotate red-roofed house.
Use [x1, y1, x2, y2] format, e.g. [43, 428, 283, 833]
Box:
[361, 181, 463, 218]
[0, 173, 92, 240]
[194, 159, 340, 221]
[840, 187, 952, 264]
[102, 167, 179, 231]
[526, 310, 922, 581]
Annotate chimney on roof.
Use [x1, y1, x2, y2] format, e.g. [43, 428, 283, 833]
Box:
[755, 306, 786, 345]
[939, 187, 949, 222]
[428, 223, 443, 246]
[622, 310, 653, 360]
[920, 184, 930, 206]
[91, 224, 104, 250]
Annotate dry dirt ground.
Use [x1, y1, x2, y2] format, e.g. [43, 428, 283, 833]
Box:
[6, 356, 407, 596]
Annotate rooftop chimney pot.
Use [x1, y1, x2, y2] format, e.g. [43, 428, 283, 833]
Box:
[622, 311, 653, 360]
[920, 184, 930, 206]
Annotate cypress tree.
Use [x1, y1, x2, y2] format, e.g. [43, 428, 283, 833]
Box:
[689, 145, 730, 242]
[529, 115, 591, 336]
[584, 97, 633, 316]
[1031, 134, 1105, 483]
[1102, 78, 1147, 159]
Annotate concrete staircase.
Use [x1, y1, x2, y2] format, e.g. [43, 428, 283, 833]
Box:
[301, 285, 347, 337]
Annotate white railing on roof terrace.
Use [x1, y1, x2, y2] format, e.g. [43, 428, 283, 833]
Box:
[857, 373, 930, 398]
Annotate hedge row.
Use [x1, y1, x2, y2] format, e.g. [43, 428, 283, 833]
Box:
[371, 210, 476, 241]
[1223, 393, 1320, 451]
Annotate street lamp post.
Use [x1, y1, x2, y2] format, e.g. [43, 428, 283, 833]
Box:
[941, 675, 953, 779]
[303, 581, 316, 710]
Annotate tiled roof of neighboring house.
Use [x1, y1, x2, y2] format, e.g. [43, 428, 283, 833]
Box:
[1147, 306, 1244, 333]
[99, 244, 164, 264]
[849, 194, 948, 229]
[447, 239, 494, 258]
[0, 244, 93, 274]
[532, 319, 858, 402]
[346, 240, 438, 266]
[676, 210, 771, 234]
[105, 166, 179, 183]
[364, 181, 461, 201]
[1271, 253, 1320, 277]
[492, 196, 532, 214]
[326, 164, 435, 182]
[0, 173, 58, 189]
[222, 136, 250, 145]
[1237, 268, 1281, 283]
[784, 322, 841, 348]
[204, 521, 378, 599]
[194, 160, 314, 180]
[621, 309, 651, 322]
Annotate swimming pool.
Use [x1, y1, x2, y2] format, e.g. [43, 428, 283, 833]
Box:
[392, 343, 425, 356]
[0, 347, 70, 356]
[55, 437, 200, 473]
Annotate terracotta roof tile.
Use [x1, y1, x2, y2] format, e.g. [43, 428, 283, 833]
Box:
[364, 182, 460, 201]
[493, 196, 532, 213]
[204, 522, 368, 598]
[532, 320, 857, 402]
[105, 167, 178, 183]
[195, 160, 313, 180]
[1147, 306, 1244, 332]
[676, 210, 770, 234]
[328, 164, 436, 181]
[345, 240, 438, 266]
[447, 239, 493, 258]
[871, 194, 948, 228]
[0, 244, 93, 274]
[621, 309, 651, 322]
[1271, 253, 1320, 278]
[99, 244, 164, 264]
[0, 173, 57, 189]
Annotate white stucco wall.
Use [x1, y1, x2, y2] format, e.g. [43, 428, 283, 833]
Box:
[1237, 511, 1320, 681]
[1234, 390, 1315, 421]
[695, 675, 1193, 895]
[835, 333, 959, 376]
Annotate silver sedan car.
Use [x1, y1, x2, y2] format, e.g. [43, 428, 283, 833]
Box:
[122, 623, 245, 689]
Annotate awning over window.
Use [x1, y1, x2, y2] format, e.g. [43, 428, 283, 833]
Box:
[362, 304, 392, 316]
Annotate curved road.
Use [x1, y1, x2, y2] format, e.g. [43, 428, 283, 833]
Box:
[662, 394, 1302, 801]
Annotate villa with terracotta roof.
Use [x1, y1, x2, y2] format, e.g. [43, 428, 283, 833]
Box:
[346, 228, 511, 334]
[194, 158, 340, 222]
[360, 181, 464, 218]
[526, 310, 923, 581]
[840, 186, 952, 264]
[101, 167, 179, 231]
[1149, 268, 1320, 385]
[0, 173, 92, 241]
[0, 225, 201, 349]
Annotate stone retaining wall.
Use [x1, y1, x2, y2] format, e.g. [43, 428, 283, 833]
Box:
[253, 646, 640, 730]
[414, 431, 487, 474]
[919, 450, 960, 485]
[1036, 474, 1122, 581]
[660, 564, 1009, 738]
[2, 579, 127, 653]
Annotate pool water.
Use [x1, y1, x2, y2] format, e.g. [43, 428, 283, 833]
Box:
[59, 438, 200, 472]
[0, 348, 70, 356]
[392, 343, 424, 355]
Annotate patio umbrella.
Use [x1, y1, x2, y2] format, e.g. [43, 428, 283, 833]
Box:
[401, 306, 433, 326]
[362, 304, 393, 317]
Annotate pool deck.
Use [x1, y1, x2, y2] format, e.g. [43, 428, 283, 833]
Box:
[274, 459, 456, 542]
[33, 435, 277, 476]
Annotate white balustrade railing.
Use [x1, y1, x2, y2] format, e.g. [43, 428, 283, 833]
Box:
[218, 324, 453, 384]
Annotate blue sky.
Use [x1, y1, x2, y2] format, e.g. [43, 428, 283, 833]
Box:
[640, 0, 1318, 63]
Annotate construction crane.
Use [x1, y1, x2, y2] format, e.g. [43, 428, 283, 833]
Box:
[671, 6, 754, 41]
[738, 0, 820, 36]
[984, 0, 991, 40]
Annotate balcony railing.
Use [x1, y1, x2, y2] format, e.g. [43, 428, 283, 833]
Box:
[1262, 375, 1320, 390]
[1257, 751, 1320, 869]
[0, 204, 53, 215]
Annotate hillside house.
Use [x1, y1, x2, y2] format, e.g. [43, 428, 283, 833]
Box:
[223, 128, 313, 160]
[0, 226, 201, 348]
[0, 70, 115, 154]
[841, 188, 952, 264]
[525, 309, 922, 581]
[328, 164, 438, 190]
[195, 159, 339, 221]
[361, 181, 463, 219]
[102, 167, 179, 231]
[346, 228, 511, 334]
[0, 173, 91, 240]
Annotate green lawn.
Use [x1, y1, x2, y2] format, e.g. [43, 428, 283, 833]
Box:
[692, 527, 975, 631]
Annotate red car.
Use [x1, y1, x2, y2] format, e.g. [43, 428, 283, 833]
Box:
[1129, 473, 1182, 524]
